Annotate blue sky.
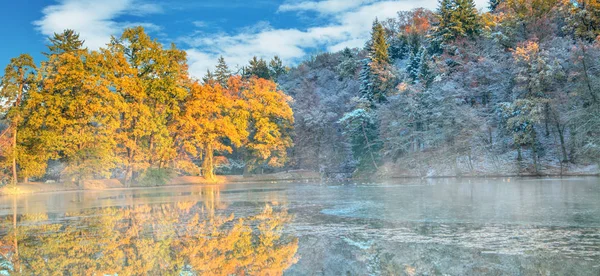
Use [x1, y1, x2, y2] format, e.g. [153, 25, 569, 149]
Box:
[0, 0, 487, 78]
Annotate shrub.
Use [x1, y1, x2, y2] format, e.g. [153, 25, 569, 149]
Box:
[138, 168, 173, 187]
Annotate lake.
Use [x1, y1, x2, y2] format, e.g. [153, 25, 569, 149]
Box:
[0, 177, 599, 275]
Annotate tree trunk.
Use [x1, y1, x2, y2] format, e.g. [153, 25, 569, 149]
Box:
[555, 120, 568, 163]
[12, 127, 17, 186]
[202, 144, 215, 181]
[580, 43, 598, 104]
[148, 134, 155, 166]
[531, 131, 539, 174]
[544, 103, 550, 137]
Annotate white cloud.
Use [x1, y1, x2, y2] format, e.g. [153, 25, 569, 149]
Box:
[192, 21, 208, 28]
[278, 0, 376, 14]
[33, 0, 162, 50]
[186, 0, 473, 78]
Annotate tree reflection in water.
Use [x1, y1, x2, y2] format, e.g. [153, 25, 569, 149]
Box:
[0, 188, 298, 275]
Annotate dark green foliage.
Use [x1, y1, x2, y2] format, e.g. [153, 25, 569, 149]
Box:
[339, 109, 382, 175]
[245, 56, 271, 79]
[406, 50, 421, 82]
[269, 56, 286, 80]
[214, 56, 231, 86]
[202, 69, 215, 84]
[433, 0, 481, 44]
[44, 29, 85, 56]
[138, 168, 173, 186]
[337, 48, 359, 78]
[388, 35, 409, 60]
[489, 0, 504, 12]
[359, 59, 374, 105]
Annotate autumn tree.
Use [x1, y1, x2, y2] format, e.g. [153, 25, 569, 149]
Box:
[370, 19, 390, 64]
[239, 78, 294, 173]
[34, 32, 122, 184]
[568, 0, 600, 41]
[175, 80, 248, 180]
[0, 54, 37, 185]
[114, 27, 189, 171]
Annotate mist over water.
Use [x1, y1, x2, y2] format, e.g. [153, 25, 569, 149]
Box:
[1, 177, 599, 275]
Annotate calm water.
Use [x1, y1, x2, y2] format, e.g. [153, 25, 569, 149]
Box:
[0, 177, 599, 275]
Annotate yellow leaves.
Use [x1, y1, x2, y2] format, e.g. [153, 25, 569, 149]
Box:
[6, 26, 297, 184]
[240, 78, 294, 169]
[513, 40, 540, 62]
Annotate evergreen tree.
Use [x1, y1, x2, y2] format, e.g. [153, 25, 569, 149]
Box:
[418, 49, 433, 88]
[269, 56, 286, 80]
[203, 69, 215, 84]
[214, 56, 231, 87]
[434, 0, 456, 43]
[388, 35, 409, 60]
[489, 0, 504, 12]
[337, 48, 359, 78]
[359, 19, 393, 108]
[358, 59, 374, 107]
[245, 56, 270, 79]
[44, 29, 86, 56]
[454, 0, 481, 37]
[370, 19, 390, 64]
[433, 0, 481, 44]
[406, 50, 422, 83]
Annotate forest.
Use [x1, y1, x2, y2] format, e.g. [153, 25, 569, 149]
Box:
[2, 0, 600, 186]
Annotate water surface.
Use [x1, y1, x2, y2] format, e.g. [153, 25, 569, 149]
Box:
[1, 177, 599, 275]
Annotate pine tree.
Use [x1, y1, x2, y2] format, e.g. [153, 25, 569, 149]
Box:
[406, 50, 422, 83]
[370, 19, 390, 64]
[337, 48, 359, 78]
[214, 56, 231, 87]
[269, 56, 286, 80]
[433, 0, 481, 44]
[203, 69, 215, 84]
[246, 56, 270, 79]
[489, 0, 504, 12]
[418, 49, 433, 87]
[359, 19, 393, 109]
[44, 29, 86, 56]
[358, 59, 374, 107]
[434, 0, 456, 43]
[453, 0, 481, 37]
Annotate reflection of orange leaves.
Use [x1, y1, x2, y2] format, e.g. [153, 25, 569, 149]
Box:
[1, 200, 298, 275]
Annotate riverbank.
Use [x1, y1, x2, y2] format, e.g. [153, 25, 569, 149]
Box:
[376, 157, 600, 179]
[0, 170, 321, 195]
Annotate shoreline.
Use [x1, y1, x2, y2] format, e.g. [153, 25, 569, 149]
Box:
[1, 171, 598, 196]
[0, 170, 321, 196]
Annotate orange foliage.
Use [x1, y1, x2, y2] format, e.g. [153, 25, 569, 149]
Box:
[0, 199, 298, 275]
